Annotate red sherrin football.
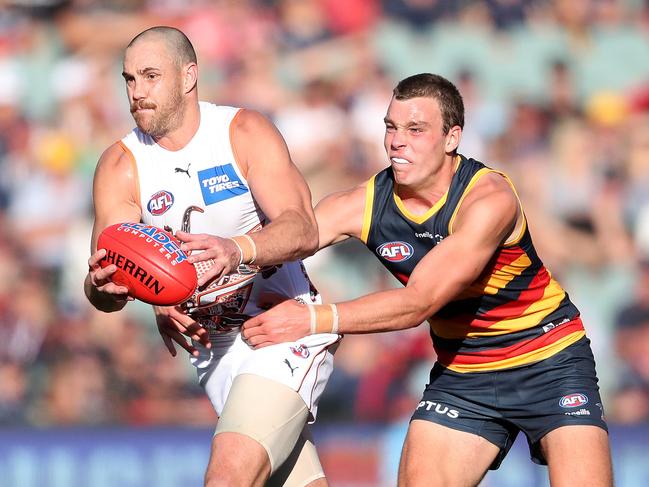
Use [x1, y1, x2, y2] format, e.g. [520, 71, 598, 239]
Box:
[97, 223, 198, 306]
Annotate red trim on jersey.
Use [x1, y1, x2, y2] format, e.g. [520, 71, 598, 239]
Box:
[394, 272, 409, 285]
[469, 265, 552, 327]
[435, 317, 584, 365]
[488, 246, 526, 273]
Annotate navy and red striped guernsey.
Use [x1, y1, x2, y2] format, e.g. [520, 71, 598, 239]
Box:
[361, 155, 585, 372]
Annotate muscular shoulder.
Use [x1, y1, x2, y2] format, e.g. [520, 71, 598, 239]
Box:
[453, 171, 518, 238]
[316, 180, 370, 244]
[94, 142, 139, 200]
[231, 109, 278, 140]
[230, 109, 290, 176]
[96, 142, 137, 177]
[465, 171, 516, 208]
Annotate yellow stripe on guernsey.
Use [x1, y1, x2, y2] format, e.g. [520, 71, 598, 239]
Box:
[430, 277, 567, 338]
[394, 190, 448, 224]
[448, 167, 492, 234]
[477, 252, 531, 296]
[499, 172, 527, 246]
[392, 156, 463, 225]
[446, 331, 585, 373]
[451, 251, 532, 302]
[447, 168, 527, 247]
[360, 175, 376, 244]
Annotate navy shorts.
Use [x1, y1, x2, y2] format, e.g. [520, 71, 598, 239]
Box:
[411, 337, 608, 469]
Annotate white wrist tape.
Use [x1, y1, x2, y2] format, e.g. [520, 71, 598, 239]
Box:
[308, 304, 317, 335]
[230, 235, 257, 264]
[229, 238, 244, 265]
[307, 303, 339, 334]
[330, 303, 339, 334]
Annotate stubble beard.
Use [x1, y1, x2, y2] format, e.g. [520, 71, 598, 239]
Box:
[132, 84, 186, 139]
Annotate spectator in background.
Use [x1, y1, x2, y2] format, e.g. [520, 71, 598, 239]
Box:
[0, 361, 28, 425]
[382, 0, 459, 29]
[545, 59, 581, 122]
[610, 258, 649, 424]
[485, 0, 530, 30]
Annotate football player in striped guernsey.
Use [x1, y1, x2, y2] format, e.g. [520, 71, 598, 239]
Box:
[243, 73, 613, 487]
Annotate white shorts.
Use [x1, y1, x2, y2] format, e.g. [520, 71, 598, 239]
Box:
[192, 331, 340, 421]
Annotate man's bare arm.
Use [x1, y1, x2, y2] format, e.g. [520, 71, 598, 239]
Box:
[84, 143, 142, 312]
[239, 109, 319, 263]
[314, 182, 368, 249]
[179, 109, 325, 284]
[242, 172, 519, 345]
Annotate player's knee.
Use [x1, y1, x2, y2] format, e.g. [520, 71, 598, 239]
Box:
[205, 463, 268, 487]
[205, 432, 271, 486]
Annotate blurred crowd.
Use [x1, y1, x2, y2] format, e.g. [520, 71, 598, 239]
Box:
[1, 0, 649, 428]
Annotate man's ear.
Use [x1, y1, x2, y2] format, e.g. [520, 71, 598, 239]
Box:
[184, 63, 198, 94]
[445, 125, 462, 153]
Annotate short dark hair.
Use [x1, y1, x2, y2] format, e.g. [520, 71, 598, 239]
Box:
[393, 73, 464, 134]
[127, 26, 197, 68]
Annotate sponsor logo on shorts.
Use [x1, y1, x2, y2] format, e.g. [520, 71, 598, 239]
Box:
[564, 408, 591, 416]
[596, 402, 607, 421]
[147, 190, 174, 215]
[290, 344, 310, 358]
[198, 164, 248, 205]
[377, 241, 414, 262]
[416, 400, 460, 419]
[559, 393, 589, 408]
[284, 358, 299, 376]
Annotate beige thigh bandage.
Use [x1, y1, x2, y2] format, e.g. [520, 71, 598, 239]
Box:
[268, 426, 324, 487]
[215, 374, 313, 475]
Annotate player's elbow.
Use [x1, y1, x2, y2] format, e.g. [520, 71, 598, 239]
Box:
[294, 211, 319, 256]
[403, 284, 446, 326]
[303, 222, 319, 256]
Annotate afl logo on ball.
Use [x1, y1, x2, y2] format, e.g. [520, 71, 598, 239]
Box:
[377, 241, 414, 262]
[559, 393, 589, 408]
[147, 190, 174, 215]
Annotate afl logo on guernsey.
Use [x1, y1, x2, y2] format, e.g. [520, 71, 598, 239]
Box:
[559, 393, 589, 408]
[147, 190, 174, 215]
[377, 241, 414, 262]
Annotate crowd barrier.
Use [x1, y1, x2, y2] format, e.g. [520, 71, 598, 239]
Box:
[0, 424, 647, 486]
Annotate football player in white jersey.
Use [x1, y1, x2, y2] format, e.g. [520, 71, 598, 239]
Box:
[84, 26, 339, 487]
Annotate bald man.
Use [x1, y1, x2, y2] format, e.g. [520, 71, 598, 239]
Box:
[84, 26, 340, 487]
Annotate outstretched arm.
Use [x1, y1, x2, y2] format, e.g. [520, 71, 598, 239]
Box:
[242, 172, 519, 346]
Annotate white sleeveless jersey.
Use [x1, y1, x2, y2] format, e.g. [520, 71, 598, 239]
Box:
[120, 101, 318, 323]
[120, 102, 339, 418]
[122, 102, 261, 236]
